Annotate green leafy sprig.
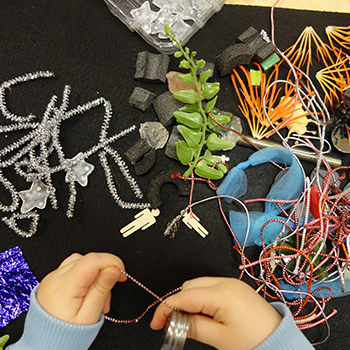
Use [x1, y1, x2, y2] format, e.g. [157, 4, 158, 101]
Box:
[165, 24, 232, 180]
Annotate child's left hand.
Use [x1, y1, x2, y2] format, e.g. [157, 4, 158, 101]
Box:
[36, 252, 127, 325]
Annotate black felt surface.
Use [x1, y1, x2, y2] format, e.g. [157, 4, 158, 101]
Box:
[0, 1, 350, 349]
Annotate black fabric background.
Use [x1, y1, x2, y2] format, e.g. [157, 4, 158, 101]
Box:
[0, 1, 350, 349]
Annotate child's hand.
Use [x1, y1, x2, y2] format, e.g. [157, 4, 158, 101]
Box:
[150, 277, 282, 350]
[36, 252, 126, 325]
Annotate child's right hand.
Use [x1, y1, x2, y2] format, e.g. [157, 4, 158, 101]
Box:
[150, 277, 282, 350]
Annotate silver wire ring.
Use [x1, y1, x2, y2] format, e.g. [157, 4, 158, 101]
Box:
[162, 311, 191, 350]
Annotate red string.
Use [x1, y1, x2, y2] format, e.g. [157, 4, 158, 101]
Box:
[105, 269, 181, 324]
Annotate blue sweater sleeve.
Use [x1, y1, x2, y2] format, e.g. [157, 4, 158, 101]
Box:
[6, 285, 104, 350]
[255, 302, 315, 350]
[6, 289, 314, 350]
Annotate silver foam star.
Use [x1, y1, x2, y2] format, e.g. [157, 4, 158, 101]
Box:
[65, 153, 95, 187]
[19, 180, 50, 213]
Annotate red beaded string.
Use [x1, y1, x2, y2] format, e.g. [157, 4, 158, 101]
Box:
[105, 269, 181, 324]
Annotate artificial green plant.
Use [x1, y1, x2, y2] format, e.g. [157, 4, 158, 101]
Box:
[165, 24, 233, 180]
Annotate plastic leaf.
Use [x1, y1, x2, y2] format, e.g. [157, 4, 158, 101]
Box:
[208, 112, 231, 129]
[177, 73, 194, 84]
[203, 86, 220, 100]
[177, 125, 202, 148]
[164, 24, 171, 36]
[206, 133, 233, 151]
[175, 140, 194, 165]
[173, 90, 197, 104]
[200, 70, 212, 83]
[179, 59, 191, 69]
[205, 95, 218, 112]
[194, 159, 224, 179]
[203, 82, 220, 89]
[202, 82, 220, 98]
[202, 150, 228, 174]
[215, 163, 228, 174]
[174, 111, 203, 129]
[202, 149, 217, 164]
[207, 118, 216, 129]
[196, 59, 206, 69]
[179, 103, 199, 113]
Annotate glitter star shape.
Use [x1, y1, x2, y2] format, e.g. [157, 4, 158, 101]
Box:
[19, 180, 50, 214]
[65, 153, 95, 187]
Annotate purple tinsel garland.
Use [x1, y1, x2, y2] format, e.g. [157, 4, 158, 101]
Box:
[0, 246, 39, 328]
